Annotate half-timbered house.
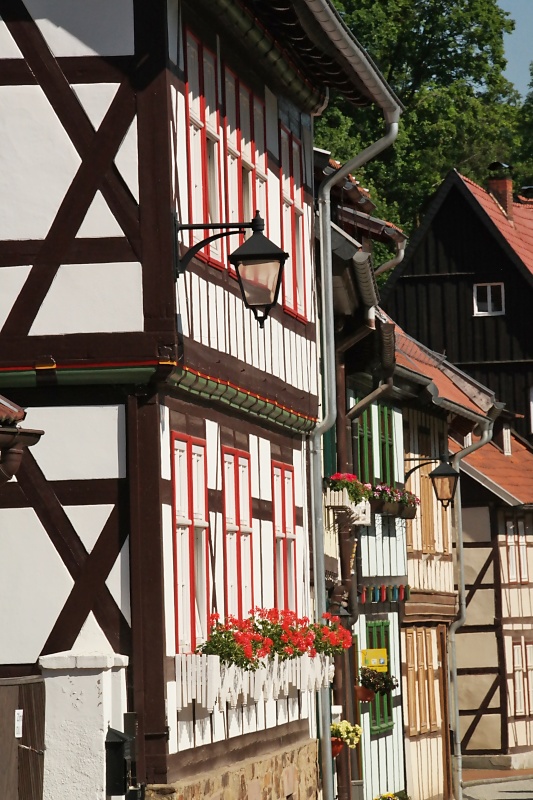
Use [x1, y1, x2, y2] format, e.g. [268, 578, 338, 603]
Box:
[449, 426, 533, 768]
[0, 1, 402, 799]
[382, 168, 533, 443]
[318, 166, 502, 797]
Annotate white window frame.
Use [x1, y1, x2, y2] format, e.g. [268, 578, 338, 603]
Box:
[272, 461, 297, 612]
[473, 282, 505, 316]
[507, 518, 518, 583]
[506, 517, 529, 584]
[518, 518, 529, 583]
[526, 642, 533, 715]
[222, 447, 253, 618]
[172, 433, 210, 654]
[514, 641, 526, 716]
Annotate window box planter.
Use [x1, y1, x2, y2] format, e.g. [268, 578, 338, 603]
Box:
[324, 489, 371, 525]
[174, 652, 333, 711]
[324, 487, 353, 511]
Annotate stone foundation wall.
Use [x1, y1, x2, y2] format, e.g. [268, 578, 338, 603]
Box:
[146, 739, 319, 800]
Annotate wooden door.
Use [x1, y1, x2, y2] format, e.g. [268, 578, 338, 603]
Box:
[0, 677, 45, 800]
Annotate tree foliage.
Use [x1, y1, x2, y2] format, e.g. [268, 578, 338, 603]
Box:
[315, 0, 531, 233]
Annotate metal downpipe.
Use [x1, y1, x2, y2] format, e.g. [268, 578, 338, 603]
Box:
[310, 122, 399, 800]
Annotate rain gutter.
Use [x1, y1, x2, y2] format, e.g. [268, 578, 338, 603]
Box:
[0, 426, 43, 484]
[449, 403, 503, 800]
[310, 77, 401, 800]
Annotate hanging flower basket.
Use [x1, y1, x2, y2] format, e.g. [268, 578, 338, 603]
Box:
[331, 737, 344, 758]
[399, 505, 417, 519]
[355, 684, 375, 702]
[359, 667, 398, 696]
[330, 719, 362, 750]
[369, 498, 401, 516]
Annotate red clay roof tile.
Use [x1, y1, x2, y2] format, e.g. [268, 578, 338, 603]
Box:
[458, 173, 533, 277]
[449, 433, 533, 504]
[0, 394, 25, 425]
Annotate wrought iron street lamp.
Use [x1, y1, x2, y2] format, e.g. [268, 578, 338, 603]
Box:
[175, 211, 288, 327]
[404, 455, 460, 509]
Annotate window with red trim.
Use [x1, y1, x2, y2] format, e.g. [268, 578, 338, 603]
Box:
[184, 28, 269, 270]
[171, 433, 210, 654]
[272, 461, 297, 612]
[222, 448, 253, 618]
[224, 70, 268, 257]
[185, 33, 223, 265]
[280, 125, 306, 319]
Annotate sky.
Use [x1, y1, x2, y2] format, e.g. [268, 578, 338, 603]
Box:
[497, 0, 533, 96]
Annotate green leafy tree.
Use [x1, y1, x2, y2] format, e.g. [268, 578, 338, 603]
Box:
[315, 0, 528, 233]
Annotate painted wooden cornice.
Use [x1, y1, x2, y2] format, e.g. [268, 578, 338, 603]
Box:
[170, 364, 318, 433]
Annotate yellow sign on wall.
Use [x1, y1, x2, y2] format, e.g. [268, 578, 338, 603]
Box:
[361, 648, 388, 672]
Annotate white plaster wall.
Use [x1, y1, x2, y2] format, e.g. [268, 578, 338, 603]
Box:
[106, 538, 131, 626]
[30, 262, 144, 335]
[41, 655, 128, 800]
[0, 85, 81, 239]
[0, 266, 32, 329]
[20, 0, 134, 56]
[0, 507, 74, 662]
[63, 504, 115, 553]
[24, 404, 126, 481]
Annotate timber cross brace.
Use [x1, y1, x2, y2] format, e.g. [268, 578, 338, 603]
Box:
[14, 449, 131, 656]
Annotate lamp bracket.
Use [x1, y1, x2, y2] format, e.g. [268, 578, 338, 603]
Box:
[404, 459, 436, 481]
[175, 229, 245, 277]
[174, 213, 260, 278]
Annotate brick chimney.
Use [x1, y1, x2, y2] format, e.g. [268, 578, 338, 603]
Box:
[488, 175, 514, 220]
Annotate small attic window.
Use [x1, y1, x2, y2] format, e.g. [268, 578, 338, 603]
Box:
[503, 425, 512, 456]
[493, 419, 512, 456]
[473, 283, 504, 316]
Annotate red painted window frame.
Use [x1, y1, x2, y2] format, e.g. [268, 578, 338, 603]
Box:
[271, 460, 298, 613]
[184, 29, 224, 270]
[222, 446, 254, 618]
[223, 70, 270, 279]
[171, 432, 210, 654]
[279, 124, 307, 322]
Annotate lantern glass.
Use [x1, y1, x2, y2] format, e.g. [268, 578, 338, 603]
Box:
[429, 460, 460, 508]
[235, 258, 282, 308]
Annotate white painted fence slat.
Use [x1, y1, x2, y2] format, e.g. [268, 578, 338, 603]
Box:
[174, 653, 331, 716]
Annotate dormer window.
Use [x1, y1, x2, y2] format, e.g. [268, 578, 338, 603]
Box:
[503, 424, 512, 456]
[473, 282, 505, 316]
